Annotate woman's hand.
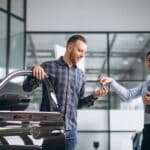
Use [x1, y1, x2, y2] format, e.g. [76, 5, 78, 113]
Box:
[99, 77, 113, 85]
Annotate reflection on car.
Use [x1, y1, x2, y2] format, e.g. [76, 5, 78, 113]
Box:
[0, 70, 65, 150]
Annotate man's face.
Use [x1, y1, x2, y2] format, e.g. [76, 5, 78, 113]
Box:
[69, 40, 87, 65]
[146, 54, 150, 69]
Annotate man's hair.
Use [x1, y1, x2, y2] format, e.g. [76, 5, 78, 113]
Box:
[67, 35, 87, 46]
[146, 51, 150, 58]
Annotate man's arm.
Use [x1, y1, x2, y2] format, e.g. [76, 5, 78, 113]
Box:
[23, 65, 48, 92]
[78, 85, 108, 108]
[23, 75, 41, 92]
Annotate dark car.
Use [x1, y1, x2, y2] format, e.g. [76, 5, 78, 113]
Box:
[0, 70, 65, 150]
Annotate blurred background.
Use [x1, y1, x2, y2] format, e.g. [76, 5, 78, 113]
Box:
[1, 0, 150, 149]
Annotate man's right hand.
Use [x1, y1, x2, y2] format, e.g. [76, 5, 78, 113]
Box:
[32, 66, 48, 80]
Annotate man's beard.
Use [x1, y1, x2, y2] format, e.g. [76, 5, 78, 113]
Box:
[70, 53, 76, 65]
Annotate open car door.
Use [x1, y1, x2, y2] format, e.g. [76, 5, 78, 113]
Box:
[0, 70, 65, 150]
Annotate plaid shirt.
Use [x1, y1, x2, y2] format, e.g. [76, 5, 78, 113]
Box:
[23, 57, 96, 130]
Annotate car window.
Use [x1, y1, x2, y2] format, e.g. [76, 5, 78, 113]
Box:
[0, 76, 43, 111]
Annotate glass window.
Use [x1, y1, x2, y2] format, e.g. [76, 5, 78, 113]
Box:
[0, 0, 7, 10]
[109, 33, 150, 80]
[109, 33, 150, 111]
[9, 16, 24, 73]
[108, 33, 150, 149]
[0, 11, 7, 78]
[11, 0, 24, 18]
[26, 33, 108, 109]
[26, 34, 67, 68]
[83, 33, 108, 80]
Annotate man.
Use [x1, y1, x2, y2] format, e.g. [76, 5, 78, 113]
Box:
[100, 51, 150, 150]
[23, 35, 108, 150]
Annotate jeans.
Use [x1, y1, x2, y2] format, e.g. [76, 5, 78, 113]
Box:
[65, 128, 77, 150]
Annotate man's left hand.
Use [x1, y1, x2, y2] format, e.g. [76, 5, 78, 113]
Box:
[93, 86, 109, 98]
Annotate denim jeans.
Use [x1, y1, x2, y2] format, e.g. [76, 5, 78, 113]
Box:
[65, 128, 77, 150]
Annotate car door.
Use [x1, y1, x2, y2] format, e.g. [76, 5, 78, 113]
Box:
[0, 70, 65, 150]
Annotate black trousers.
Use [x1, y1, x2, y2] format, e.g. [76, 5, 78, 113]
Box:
[141, 124, 150, 150]
[42, 135, 65, 150]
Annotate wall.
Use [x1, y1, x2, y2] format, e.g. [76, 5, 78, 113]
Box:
[27, 0, 150, 31]
[77, 110, 143, 150]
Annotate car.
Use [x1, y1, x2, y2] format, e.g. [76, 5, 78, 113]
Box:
[0, 70, 65, 150]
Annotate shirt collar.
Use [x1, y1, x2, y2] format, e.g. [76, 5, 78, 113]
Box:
[58, 56, 77, 68]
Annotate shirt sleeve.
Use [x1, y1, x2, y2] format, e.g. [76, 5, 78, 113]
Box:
[22, 66, 43, 92]
[78, 74, 97, 108]
[22, 75, 41, 92]
[23, 62, 49, 92]
[110, 79, 143, 101]
[78, 94, 97, 108]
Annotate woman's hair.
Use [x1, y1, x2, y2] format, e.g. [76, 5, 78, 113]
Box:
[146, 51, 150, 58]
[67, 35, 87, 46]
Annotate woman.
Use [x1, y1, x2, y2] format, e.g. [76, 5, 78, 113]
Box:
[100, 51, 150, 150]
